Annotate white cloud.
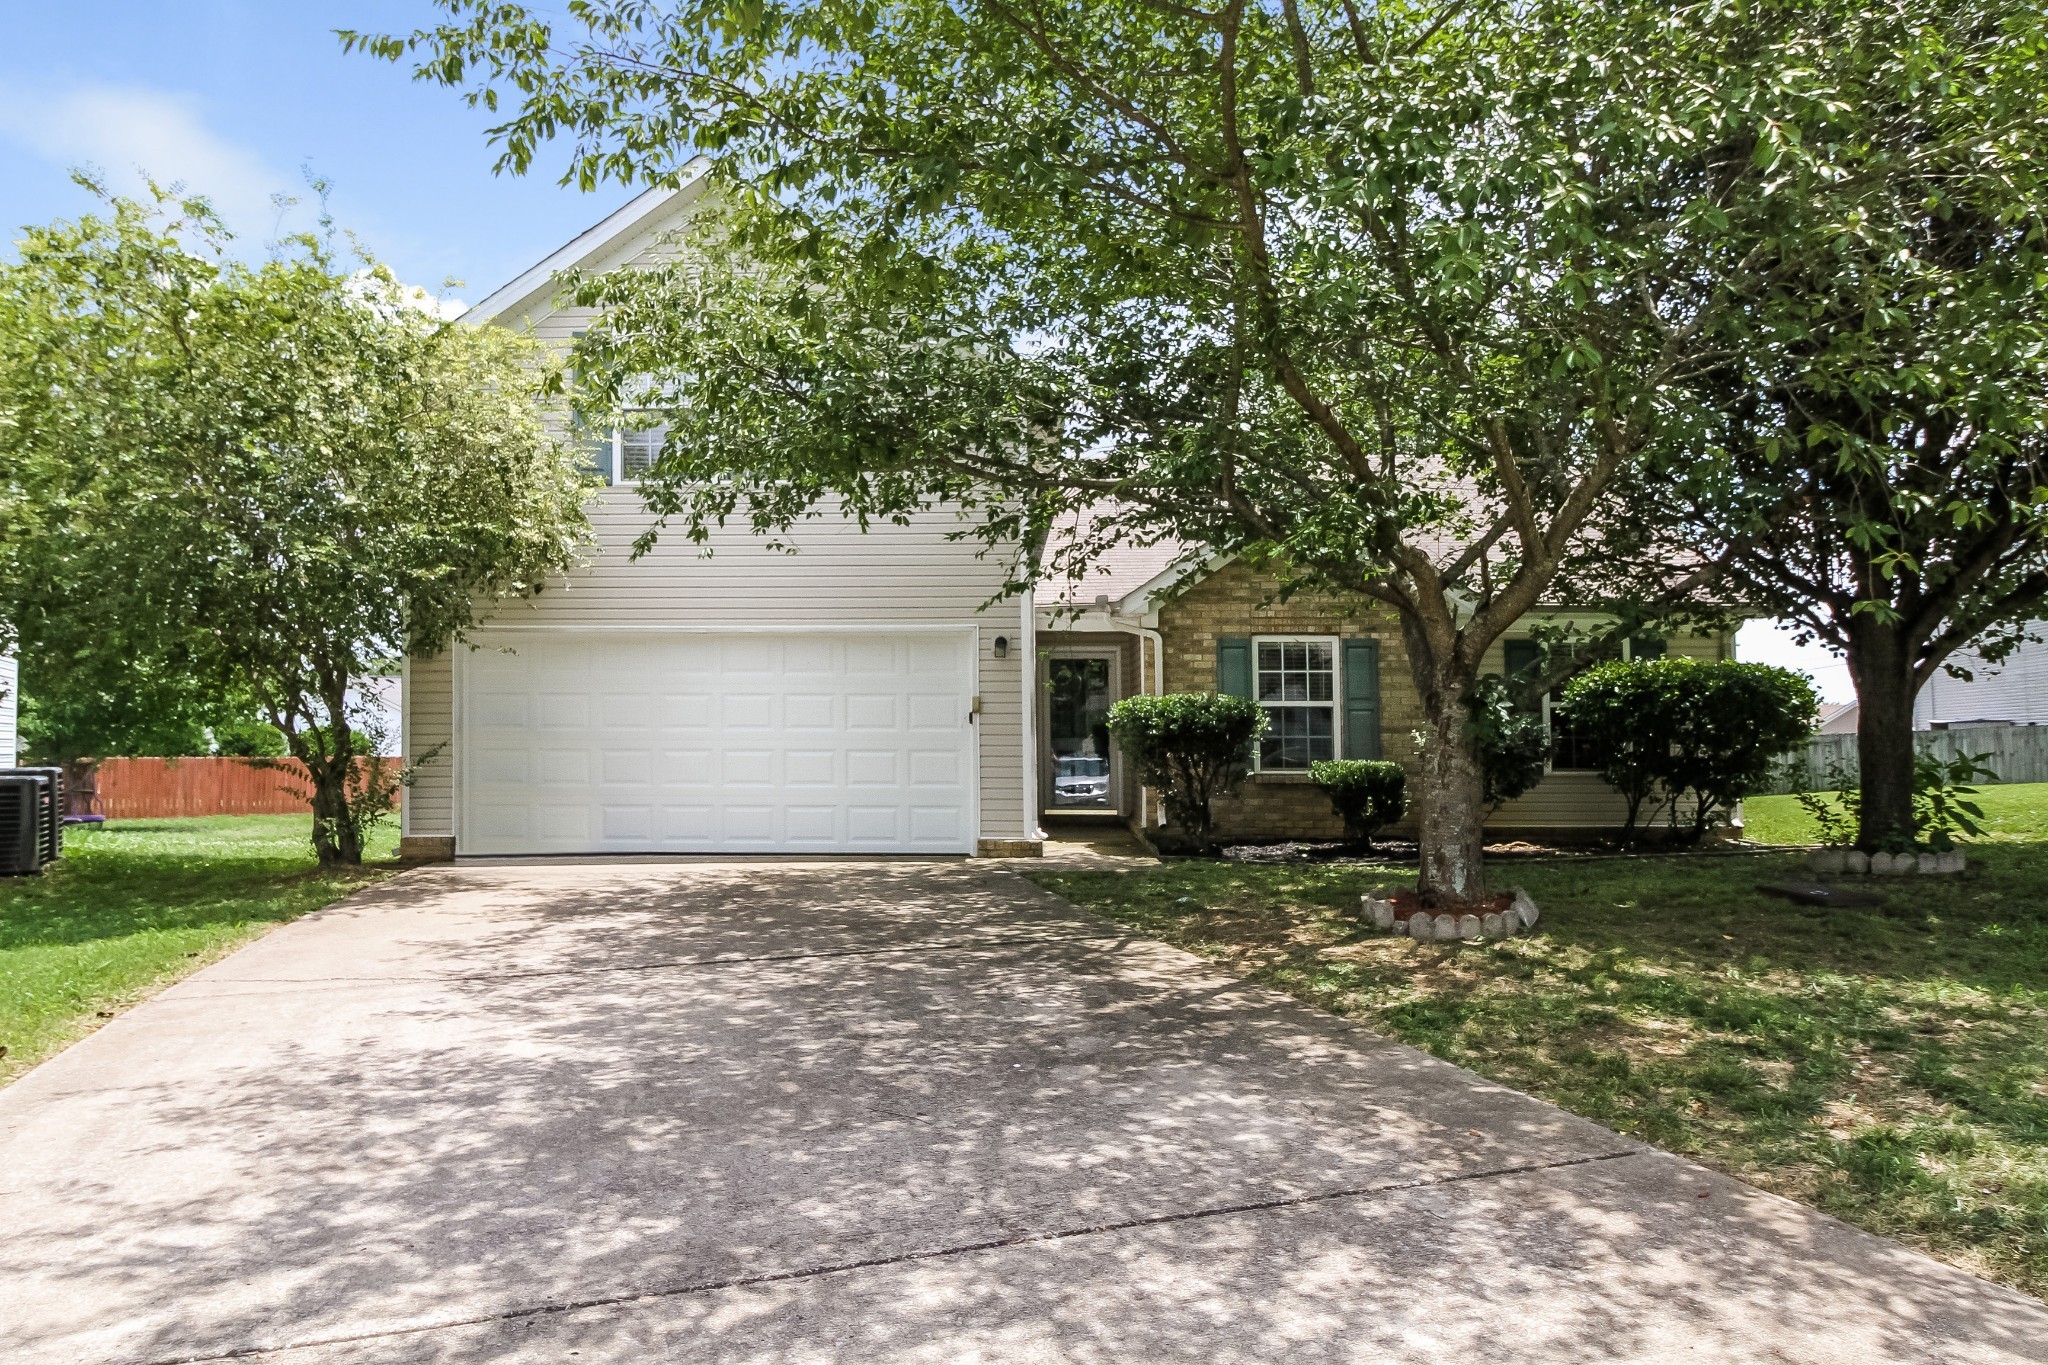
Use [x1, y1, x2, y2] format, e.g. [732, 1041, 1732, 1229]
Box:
[0, 82, 299, 240]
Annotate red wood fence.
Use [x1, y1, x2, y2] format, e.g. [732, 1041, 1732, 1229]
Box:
[86, 757, 401, 819]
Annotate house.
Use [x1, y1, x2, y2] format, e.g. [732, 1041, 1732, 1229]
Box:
[399, 175, 1738, 859]
[1912, 628, 2048, 728]
[1034, 546, 1736, 844]
[400, 163, 1039, 860]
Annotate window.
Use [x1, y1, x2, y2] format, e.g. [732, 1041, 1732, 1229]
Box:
[576, 417, 670, 486]
[1255, 637, 1338, 769]
[1506, 634, 1668, 772]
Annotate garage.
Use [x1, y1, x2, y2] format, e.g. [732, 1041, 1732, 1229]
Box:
[456, 630, 978, 855]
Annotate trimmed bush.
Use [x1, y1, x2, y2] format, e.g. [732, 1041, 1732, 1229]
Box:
[1106, 692, 1265, 854]
[1559, 658, 1817, 843]
[1308, 759, 1407, 848]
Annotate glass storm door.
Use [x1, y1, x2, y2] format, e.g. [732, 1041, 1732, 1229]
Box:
[1046, 656, 1116, 810]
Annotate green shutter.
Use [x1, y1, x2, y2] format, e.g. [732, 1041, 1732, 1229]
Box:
[1217, 638, 1253, 698]
[1631, 636, 1667, 661]
[1503, 638, 1540, 681]
[1342, 638, 1381, 759]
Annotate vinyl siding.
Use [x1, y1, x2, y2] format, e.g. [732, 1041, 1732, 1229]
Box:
[404, 500, 1031, 845]
[404, 652, 454, 836]
[1914, 628, 2048, 727]
[0, 650, 17, 767]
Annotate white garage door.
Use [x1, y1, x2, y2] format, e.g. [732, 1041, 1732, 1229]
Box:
[458, 631, 977, 855]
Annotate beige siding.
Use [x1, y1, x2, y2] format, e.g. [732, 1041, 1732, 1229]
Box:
[0, 650, 17, 767]
[421, 499, 1030, 846]
[404, 652, 454, 836]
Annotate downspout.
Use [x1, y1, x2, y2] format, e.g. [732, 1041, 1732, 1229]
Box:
[1021, 586, 1043, 843]
[1105, 612, 1165, 832]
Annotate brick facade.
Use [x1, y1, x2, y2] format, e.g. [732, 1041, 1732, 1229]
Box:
[1154, 562, 1420, 841]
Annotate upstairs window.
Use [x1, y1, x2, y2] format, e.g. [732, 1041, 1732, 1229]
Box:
[575, 417, 670, 486]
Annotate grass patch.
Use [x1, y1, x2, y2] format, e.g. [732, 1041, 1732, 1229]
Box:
[0, 815, 396, 1086]
[1024, 838, 2048, 1299]
[1743, 780, 2048, 846]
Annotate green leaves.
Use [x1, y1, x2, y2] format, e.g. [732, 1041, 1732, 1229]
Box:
[0, 184, 590, 861]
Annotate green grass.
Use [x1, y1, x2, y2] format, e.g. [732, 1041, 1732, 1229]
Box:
[0, 815, 397, 1086]
[1744, 779, 2048, 845]
[1024, 826, 2048, 1299]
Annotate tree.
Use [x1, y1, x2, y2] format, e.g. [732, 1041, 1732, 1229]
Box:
[354, 0, 1787, 904]
[1668, 0, 2048, 849]
[0, 184, 591, 863]
[1105, 693, 1264, 853]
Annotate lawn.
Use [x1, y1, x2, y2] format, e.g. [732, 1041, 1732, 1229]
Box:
[0, 815, 397, 1087]
[1024, 785, 2048, 1300]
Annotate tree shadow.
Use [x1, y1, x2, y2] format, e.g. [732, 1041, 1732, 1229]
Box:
[0, 863, 2040, 1363]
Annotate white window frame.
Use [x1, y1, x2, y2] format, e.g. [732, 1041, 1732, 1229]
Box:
[1251, 634, 1342, 772]
[1540, 635, 1655, 774]
[585, 416, 669, 486]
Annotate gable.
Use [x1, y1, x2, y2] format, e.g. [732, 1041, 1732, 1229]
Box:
[463, 156, 714, 333]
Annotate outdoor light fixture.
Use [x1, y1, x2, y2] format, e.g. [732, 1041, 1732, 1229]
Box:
[993, 636, 1011, 658]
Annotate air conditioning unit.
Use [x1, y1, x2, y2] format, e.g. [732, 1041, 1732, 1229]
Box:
[0, 768, 62, 875]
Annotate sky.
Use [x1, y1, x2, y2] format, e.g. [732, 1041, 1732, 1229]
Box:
[0, 2, 1855, 702]
[0, 1, 635, 309]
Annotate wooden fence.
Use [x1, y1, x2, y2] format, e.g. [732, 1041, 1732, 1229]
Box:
[86, 757, 401, 819]
[1769, 724, 2048, 793]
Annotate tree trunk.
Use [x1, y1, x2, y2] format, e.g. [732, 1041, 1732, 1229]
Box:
[1845, 617, 1916, 850]
[1407, 636, 1490, 903]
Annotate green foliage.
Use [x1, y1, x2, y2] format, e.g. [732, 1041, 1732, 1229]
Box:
[1465, 676, 1549, 810]
[1914, 752, 1998, 853]
[1793, 760, 1863, 848]
[1105, 693, 1264, 854]
[355, 0, 1860, 899]
[1560, 660, 1818, 843]
[209, 718, 289, 759]
[0, 183, 591, 865]
[1308, 759, 1407, 849]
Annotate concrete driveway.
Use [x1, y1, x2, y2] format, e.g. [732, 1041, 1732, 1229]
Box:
[1, 863, 2042, 1364]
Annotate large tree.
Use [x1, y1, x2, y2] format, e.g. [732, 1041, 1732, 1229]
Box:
[1670, 0, 2048, 849]
[359, 0, 1867, 899]
[0, 185, 592, 863]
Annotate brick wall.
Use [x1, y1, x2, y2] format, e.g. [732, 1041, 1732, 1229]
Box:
[1154, 562, 1420, 841]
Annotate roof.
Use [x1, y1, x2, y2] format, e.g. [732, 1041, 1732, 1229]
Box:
[463, 156, 714, 327]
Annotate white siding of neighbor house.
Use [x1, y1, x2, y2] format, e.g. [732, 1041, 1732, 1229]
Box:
[0, 650, 17, 767]
[1481, 624, 1729, 830]
[404, 495, 1031, 845]
[1914, 629, 2048, 728]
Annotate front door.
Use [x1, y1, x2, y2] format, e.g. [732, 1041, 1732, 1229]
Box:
[1043, 652, 1119, 813]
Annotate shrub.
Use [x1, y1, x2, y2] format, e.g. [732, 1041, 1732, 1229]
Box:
[1913, 751, 1996, 852]
[1106, 692, 1264, 854]
[1308, 759, 1407, 848]
[1560, 659, 1817, 843]
[1466, 674, 1549, 809]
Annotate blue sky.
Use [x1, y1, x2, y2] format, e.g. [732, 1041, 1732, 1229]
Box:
[0, 1, 635, 307]
[0, 0, 1853, 698]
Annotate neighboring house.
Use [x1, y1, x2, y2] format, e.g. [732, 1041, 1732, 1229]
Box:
[1035, 547, 1737, 844]
[1913, 628, 2048, 728]
[400, 162, 1039, 859]
[1816, 701, 1860, 735]
[401, 175, 1737, 858]
[0, 648, 16, 768]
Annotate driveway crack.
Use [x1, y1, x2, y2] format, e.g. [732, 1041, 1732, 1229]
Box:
[145, 1148, 1645, 1365]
